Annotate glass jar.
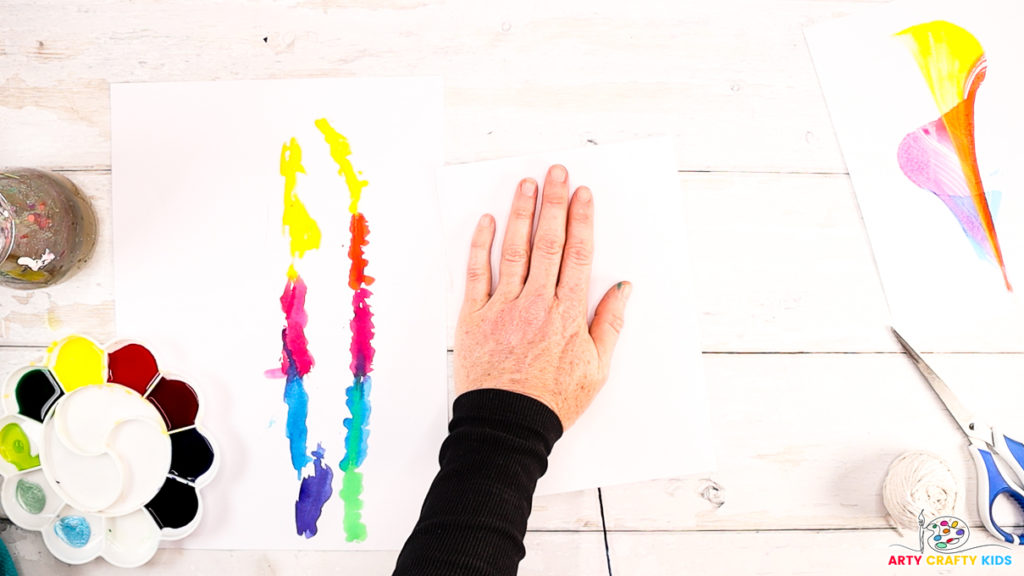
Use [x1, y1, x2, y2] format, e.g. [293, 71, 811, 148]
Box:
[0, 169, 97, 289]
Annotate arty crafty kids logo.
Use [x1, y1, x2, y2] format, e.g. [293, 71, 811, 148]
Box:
[889, 511, 1012, 567]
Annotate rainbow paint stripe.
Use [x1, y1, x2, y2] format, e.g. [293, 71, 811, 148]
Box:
[316, 118, 374, 542]
[274, 137, 334, 538]
[277, 138, 320, 475]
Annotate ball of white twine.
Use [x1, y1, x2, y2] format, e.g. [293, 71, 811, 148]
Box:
[882, 451, 959, 535]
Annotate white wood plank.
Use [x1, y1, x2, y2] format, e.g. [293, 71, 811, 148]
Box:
[601, 353, 1024, 531]
[608, 529, 1021, 576]
[0, 0, 893, 173]
[0, 524, 607, 575]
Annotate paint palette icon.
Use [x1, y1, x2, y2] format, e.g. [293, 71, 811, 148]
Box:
[0, 335, 218, 567]
[925, 515, 970, 552]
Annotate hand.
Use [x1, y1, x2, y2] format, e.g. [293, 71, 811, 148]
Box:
[453, 164, 630, 429]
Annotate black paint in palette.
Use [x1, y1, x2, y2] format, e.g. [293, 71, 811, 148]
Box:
[15, 369, 63, 422]
[169, 428, 215, 483]
[145, 476, 198, 530]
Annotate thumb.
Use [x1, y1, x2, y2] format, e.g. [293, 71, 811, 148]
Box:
[590, 281, 631, 372]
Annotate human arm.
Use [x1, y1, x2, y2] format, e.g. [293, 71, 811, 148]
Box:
[392, 165, 630, 576]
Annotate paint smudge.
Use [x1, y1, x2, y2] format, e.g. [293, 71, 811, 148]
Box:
[54, 516, 91, 548]
[314, 119, 369, 214]
[295, 444, 334, 538]
[895, 21, 1010, 290]
[15, 478, 46, 514]
[317, 117, 374, 542]
[0, 422, 40, 471]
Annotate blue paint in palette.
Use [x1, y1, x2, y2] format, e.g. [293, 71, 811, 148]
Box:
[54, 516, 91, 548]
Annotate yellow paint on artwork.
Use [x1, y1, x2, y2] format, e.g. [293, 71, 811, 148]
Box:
[48, 335, 106, 392]
[280, 137, 322, 258]
[896, 21, 984, 115]
[314, 119, 369, 214]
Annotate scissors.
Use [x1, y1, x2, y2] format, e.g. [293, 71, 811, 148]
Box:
[893, 328, 1024, 544]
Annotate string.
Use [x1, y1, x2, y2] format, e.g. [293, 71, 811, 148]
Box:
[597, 487, 613, 576]
[882, 451, 959, 536]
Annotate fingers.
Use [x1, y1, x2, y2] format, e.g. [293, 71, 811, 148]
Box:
[590, 281, 631, 374]
[556, 186, 594, 306]
[462, 213, 495, 312]
[524, 165, 570, 295]
[494, 178, 538, 299]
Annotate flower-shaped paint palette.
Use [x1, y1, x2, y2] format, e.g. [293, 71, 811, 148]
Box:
[0, 335, 217, 567]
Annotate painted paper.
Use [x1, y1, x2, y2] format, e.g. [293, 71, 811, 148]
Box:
[806, 1, 1024, 351]
[111, 78, 447, 549]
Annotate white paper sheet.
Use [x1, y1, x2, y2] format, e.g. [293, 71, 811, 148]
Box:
[806, 0, 1024, 351]
[111, 78, 448, 549]
[438, 138, 716, 494]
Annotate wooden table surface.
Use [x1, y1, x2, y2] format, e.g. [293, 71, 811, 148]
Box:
[3, 1, 1021, 574]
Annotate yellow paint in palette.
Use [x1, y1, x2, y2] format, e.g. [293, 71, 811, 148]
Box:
[315, 119, 369, 213]
[280, 137, 321, 257]
[48, 336, 106, 392]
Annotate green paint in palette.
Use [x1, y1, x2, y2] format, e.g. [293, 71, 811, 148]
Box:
[0, 423, 39, 471]
[15, 478, 45, 514]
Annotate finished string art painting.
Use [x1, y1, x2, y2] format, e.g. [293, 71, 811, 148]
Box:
[111, 78, 447, 549]
[894, 21, 1009, 291]
[807, 1, 1024, 350]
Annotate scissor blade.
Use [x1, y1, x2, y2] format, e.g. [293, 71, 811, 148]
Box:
[891, 328, 983, 441]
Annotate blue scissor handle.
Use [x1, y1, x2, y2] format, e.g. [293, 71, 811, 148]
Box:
[992, 429, 1024, 483]
[969, 439, 1024, 544]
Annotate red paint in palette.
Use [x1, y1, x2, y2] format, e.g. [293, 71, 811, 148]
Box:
[147, 377, 199, 431]
[107, 343, 159, 394]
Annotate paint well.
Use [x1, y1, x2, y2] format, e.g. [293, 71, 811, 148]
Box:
[42, 384, 170, 514]
[168, 428, 215, 483]
[14, 369, 63, 422]
[15, 478, 46, 514]
[145, 477, 198, 530]
[146, 378, 199, 431]
[49, 336, 106, 392]
[54, 515, 91, 548]
[0, 422, 40, 471]
[108, 343, 159, 394]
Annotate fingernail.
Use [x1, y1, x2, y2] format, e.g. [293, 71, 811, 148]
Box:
[551, 165, 567, 183]
[576, 187, 592, 203]
[618, 281, 632, 301]
[479, 214, 493, 227]
[521, 179, 537, 197]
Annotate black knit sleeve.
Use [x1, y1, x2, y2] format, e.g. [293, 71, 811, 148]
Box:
[392, 388, 564, 576]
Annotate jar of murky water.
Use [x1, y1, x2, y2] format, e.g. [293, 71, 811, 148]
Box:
[0, 169, 97, 289]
